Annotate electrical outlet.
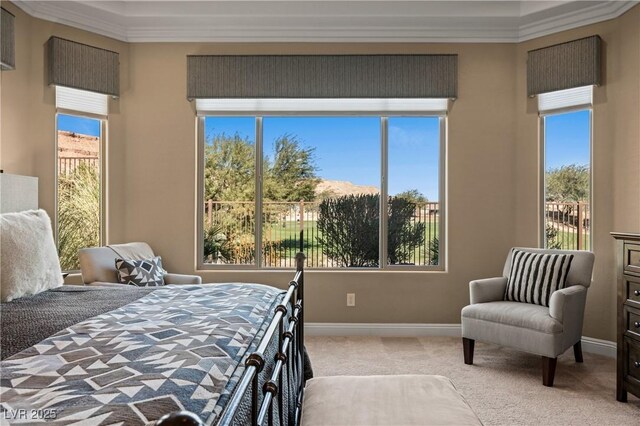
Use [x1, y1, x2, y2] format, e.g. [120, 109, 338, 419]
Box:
[347, 293, 356, 307]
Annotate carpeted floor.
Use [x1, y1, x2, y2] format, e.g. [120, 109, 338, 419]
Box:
[306, 336, 640, 425]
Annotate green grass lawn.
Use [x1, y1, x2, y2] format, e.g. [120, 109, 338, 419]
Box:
[551, 230, 590, 251]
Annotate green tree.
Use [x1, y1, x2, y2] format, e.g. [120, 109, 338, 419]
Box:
[264, 134, 319, 202]
[395, 189, 428, 205]
[203, 133, 320, 263]
[204, 133, 255, 202]
[546, 164, 589, 203]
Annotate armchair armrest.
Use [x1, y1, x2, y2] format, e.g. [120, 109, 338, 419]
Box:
[549, 285, 587, 323]
[164, 273, 202, 285]
[469, 277, 508, 304]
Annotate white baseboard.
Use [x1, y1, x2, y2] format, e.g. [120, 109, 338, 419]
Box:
[305, 323, 617, 358]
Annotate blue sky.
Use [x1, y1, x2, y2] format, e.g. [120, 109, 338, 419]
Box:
[58, 114, 101, 136]
[545, 109, 590, 171]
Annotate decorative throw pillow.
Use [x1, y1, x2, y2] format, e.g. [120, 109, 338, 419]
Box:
[504, 249, 574, 307]
[1, 209, 63, 302]
[115, 256, 166, 287]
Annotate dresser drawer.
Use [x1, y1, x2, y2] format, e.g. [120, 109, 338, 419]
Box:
[626, 339, 640, 382]
[627, 308, 640, 339]
[627, 278, 640, 307]
[624, 243, 640, 276]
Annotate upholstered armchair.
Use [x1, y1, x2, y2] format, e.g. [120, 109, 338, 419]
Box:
[461, 248, 595, 387]
[78, 242, 202, 286]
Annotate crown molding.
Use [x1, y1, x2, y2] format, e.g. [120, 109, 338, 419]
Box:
[12, 0, 127, 41]
[517, 0, 638, 41]
[10, 1, 640, 43]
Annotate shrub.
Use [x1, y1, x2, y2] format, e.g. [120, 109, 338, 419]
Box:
[545, 224, 562, 249]
[316, 194, 426, 267]
[57, 163, 100, 270]
[316, 194, 379, 267]
[388, 196, 426, 264]
[428, 237, 439, 266]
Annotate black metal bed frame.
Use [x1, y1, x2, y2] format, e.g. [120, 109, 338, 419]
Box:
[158, 253, 306, 426]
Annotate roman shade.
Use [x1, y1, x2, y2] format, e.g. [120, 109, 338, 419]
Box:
[527, 35, 601, 97]
[195, 98, 450, 113]
[47, 37, 119, 97]
[1, 7, 15, 71]
[187, 55, 458, 100]
[538, 86, 592, 113]
[56, 86, 109, 117]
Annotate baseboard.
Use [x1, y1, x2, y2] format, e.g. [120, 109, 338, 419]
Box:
[305, 323, 617, 358]
[580, 336, 617, 358]
[305, 322, 462, 337]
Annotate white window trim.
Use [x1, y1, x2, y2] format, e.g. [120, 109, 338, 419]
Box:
[196, 107, 447, 272]
[538, 104, 593, 251]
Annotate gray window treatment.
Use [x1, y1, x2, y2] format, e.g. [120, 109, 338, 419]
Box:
[527, 35, 602, 97]
[1, 7, 15, 71]
[187, 55, 458, 99]
[47, 37, 119, 97]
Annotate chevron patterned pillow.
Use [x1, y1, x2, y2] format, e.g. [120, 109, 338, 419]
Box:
[504, 249, 574, 307]
[115, 256, 166, 287]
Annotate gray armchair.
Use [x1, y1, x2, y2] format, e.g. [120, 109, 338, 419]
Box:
[78, 242, 202, 286]
[461, 248, 595, 387]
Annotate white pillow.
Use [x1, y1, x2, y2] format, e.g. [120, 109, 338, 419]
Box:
[1, 209, 63, 301]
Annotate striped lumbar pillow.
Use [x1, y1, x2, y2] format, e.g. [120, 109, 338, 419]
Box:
[504, 249, 574, 307]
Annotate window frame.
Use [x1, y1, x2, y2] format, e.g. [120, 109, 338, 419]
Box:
[196, 111, 447, 271]
[538, 106, 593, 250]
[54, 110, 108, 272]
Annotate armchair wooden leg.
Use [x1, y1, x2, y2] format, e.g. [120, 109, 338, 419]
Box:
[542, 357, 557, 387]
[573, 341, 583, 363]
[463, 338, 475, 365]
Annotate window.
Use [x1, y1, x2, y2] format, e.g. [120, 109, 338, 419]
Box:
[55, 87, 107, 271]
[197, 101, 446, 270]
[539, 87, 592, 250]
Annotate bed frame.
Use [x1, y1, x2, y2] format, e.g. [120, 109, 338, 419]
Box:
[158, 252, 307, 426]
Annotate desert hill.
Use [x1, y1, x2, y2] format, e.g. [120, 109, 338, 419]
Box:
[58, 131, 99, 157]
[315, 179, 379, 197]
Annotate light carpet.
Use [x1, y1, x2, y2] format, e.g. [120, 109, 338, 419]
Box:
[306, 336, 640, 425]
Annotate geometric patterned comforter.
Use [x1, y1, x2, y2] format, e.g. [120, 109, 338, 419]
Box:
[0, 283, 284, 425]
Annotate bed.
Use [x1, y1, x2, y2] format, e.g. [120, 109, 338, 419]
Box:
[0, 254, 308, 426]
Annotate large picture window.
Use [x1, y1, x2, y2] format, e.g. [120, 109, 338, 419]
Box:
[198, 108, 446, 270]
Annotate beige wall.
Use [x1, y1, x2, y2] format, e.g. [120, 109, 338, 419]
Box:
[1, 1, 638, 341]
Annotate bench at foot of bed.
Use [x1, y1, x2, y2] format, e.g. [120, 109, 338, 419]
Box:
[301, 375, 482, 426]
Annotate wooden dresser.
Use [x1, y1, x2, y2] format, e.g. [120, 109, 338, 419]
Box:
[612, 232, 640, 402]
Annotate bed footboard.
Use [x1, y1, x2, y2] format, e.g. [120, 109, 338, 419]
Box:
[159, 253, 306, 426]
